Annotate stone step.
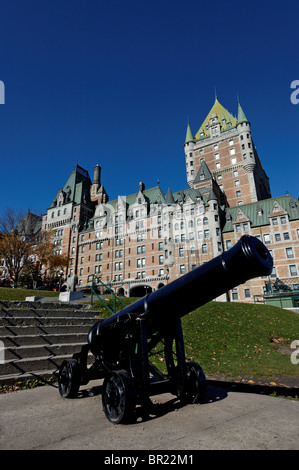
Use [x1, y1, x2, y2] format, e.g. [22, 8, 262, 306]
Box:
[0, 353, 93, 378]
[0, 306, 101, 385]
[0, 316, 97, 327]
[0, 324, 92, 336]
[3, 342, 85, 360]
[0, 332, 88, 347]
[0, 309, 99, 318]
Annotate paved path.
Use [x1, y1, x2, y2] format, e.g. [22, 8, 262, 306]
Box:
[0, 380, 298, 451]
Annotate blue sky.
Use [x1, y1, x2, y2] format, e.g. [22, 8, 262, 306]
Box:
[0, 0, 298, 215]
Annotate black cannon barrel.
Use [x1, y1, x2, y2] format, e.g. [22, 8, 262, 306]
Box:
[98, 235, 273, 332]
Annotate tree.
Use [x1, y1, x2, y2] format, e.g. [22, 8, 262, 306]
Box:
[0, 208, 69, 289]
[32, 230, 69, 288]
[0, 208, 38, 287]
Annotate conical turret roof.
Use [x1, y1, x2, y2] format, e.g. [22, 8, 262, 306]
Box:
[237, 99, 249, 123]
[185, 122, 194, 144]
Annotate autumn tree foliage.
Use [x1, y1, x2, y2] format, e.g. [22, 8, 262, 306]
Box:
[0, 208, 36, 287]
[0, 208, 68, 288]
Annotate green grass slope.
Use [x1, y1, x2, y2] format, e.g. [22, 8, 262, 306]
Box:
[0, 287, 59, 300]
[182, 302, 299, 378]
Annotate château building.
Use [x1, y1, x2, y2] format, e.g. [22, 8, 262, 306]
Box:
[41, 97, 299, 302]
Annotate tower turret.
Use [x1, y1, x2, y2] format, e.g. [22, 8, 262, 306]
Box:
[237, 99, 257, 202]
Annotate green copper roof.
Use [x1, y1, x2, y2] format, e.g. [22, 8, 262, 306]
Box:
[165, 186, 175, 204]
[223, 195, 299, 233]
[193, 160, 213, 183]
[50, 164, 92, 208]
[237, 100, 248, 123]
[107, 185, 209, 210]
[194, 98, 237, 140]
[185, 122, 194, 143]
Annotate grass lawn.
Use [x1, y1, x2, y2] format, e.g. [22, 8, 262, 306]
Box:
[181, 302, 299, 378]
[94, 297, 299, 379]
[0, 287, 59, 301]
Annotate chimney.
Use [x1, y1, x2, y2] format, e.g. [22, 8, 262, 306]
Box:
[93, 165, 101, 186]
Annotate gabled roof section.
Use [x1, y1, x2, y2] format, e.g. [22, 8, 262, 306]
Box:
[195, 98, 237, 140]
[108, 185, 210, 210]
[16, 211, 42, 238]
[234, 207, 251, 223]
[223, 195, 299, 232]
[50, 164, 92, 208]
[193, 160, 213, 183]
[268, 200, 288, 217]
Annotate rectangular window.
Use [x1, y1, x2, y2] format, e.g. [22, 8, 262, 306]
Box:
[244, 289, 251, 298]
[180, 265, 186, 274]
[263, 234, 270, 244]
[231, 288, 238, 300]
[286, 248, 294, 258]
[283, 232, 290, 240]
[226, 240, 232, 250]
[275, 233, 281, 242]
[289, 265, 298, 276]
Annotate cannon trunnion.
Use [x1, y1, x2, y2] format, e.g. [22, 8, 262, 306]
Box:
[57, 235, 273, 424]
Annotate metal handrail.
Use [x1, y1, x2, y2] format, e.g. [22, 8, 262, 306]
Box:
[87, 274, 126, 314]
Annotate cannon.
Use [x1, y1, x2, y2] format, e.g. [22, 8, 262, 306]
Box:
[57, 235, 273, 423]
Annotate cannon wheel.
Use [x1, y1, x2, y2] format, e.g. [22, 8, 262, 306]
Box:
[102, 370, 137, 424]
[58, 359, 80, 398]
[185, 361, 206, 404]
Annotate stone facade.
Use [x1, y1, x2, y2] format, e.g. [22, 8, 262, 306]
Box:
[39, 97, 298, 303]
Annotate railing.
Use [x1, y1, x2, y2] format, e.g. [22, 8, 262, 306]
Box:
[87, 274, 126, 314]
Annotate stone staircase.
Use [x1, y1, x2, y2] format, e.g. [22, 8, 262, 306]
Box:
[0, 301, 100, 385]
